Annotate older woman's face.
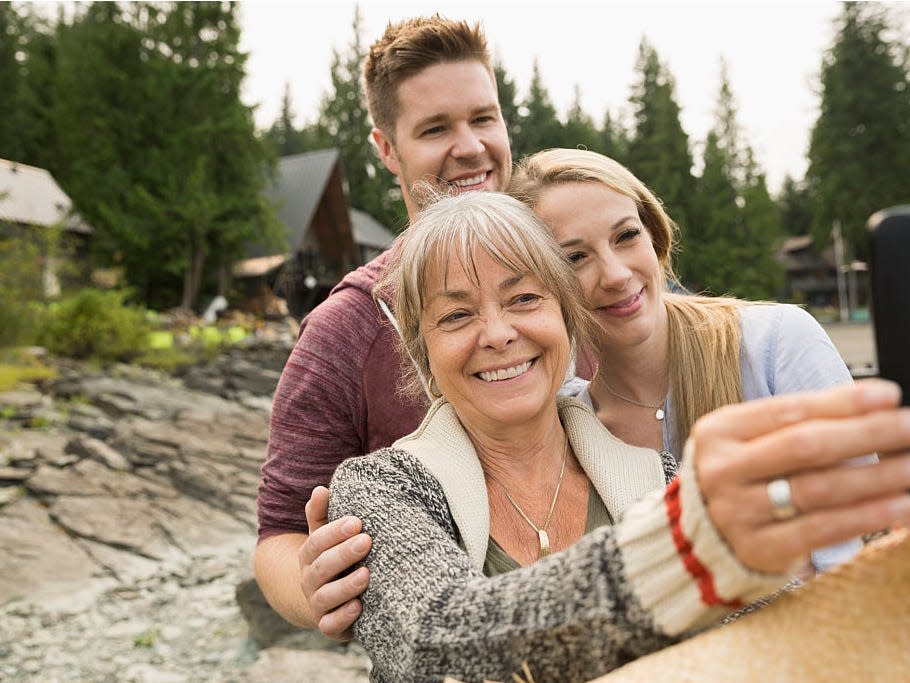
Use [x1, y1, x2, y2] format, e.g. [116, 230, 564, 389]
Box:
[421, 247, 570, 432]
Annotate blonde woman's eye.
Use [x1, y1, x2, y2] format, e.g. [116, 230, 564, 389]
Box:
[618, 228, 642, 242]
[566, 251, 586, 264]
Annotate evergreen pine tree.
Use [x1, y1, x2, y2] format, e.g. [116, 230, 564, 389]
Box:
[265, 83, 308, 157]
[311, 6, 403, 231]
[626, 38, 695, 243]
[494, 59, 522, 160]
[563, 85, 601, 153]
[511, 60, 563, 161]
[778, 176, 814, 237]
[807, 1, 910, 260]
[54, 1, 280, 310]
[685, 60, 783, 299]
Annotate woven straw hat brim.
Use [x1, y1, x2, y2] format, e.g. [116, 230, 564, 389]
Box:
[595, 526, 910, 682]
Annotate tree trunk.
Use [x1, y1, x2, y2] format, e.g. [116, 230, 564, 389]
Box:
[181, 243, 206, 312]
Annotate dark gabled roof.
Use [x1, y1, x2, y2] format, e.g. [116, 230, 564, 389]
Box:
[351, 207, 396, 250]
[264, 149, 339, 253]
[0, 158, 93, 234]
[259, 149, 396, 256]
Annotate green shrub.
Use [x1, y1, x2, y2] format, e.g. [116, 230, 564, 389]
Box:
[0, 238, 44, 347]
[39, 289, 151, 362]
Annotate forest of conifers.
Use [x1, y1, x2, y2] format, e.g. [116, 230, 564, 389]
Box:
[2, 2, 908, 310]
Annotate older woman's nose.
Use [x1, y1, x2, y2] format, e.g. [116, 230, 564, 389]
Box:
[478, 312, 517, 348]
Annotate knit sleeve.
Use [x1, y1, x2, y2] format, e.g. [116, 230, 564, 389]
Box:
[328, 449, 791, 683]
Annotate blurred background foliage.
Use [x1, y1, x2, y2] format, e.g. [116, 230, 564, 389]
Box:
[1, 1, 908, 365]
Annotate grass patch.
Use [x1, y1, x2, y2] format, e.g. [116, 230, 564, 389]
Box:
[133, 628, 159, 648]
[135, 347, 203, 373]
[0, 351, 58, 392]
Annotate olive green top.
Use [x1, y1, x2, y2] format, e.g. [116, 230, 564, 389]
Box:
[483, 482, 613, 576]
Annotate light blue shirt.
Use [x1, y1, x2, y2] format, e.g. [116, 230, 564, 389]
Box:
[571, 303, 871, 572]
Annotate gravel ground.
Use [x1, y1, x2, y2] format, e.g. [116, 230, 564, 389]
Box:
[0, 542, 371, 683]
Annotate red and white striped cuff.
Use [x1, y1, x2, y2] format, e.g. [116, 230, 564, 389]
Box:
[617, 440, 792, 635]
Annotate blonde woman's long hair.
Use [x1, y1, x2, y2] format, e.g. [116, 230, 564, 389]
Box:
[510, 148, 758, 454]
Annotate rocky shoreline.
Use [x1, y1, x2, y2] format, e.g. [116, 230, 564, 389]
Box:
[0, 335, 370, 682]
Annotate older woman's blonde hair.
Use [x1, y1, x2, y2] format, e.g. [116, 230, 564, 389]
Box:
[510, 148, 756, 454]
[374, 188, 600, 402]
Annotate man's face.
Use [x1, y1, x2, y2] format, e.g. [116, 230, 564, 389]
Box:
[372, 60, 512, 219]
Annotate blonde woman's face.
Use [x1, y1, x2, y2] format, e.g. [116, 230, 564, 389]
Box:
[420, 248, 569, 433]
[534, 181, 664, 352]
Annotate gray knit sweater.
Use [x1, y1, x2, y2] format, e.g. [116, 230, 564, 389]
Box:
[328, 398, 791, 683]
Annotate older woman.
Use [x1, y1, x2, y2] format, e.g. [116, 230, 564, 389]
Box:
[509, 147, 875, 573]
[327, 190, 910, 683]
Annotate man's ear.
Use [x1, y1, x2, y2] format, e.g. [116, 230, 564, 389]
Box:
[371, 128, 400, 176]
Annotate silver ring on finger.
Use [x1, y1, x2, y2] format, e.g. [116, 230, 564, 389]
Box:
[767, 478, 799, 521]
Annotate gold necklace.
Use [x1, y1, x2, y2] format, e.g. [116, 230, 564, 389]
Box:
[486, 435, 569, 559]
[600, 378, 667, 421]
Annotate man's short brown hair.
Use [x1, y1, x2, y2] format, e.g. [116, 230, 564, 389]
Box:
[364, 15, 493, 140]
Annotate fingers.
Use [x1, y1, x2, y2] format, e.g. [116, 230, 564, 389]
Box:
[710, 454, 910, 528]
[304, 486, 331, 534]
[300, 516, 370, 583]
[315, 571, 369, 641]
[299, 519, 372, 639]
[689, 379, 910, 575]
[786, 452, 910, 512]
[729, 494, 910, 574]
[732, 408, 910, 481]
[694, 379, 902, 443]
[308, 547, 371, 641]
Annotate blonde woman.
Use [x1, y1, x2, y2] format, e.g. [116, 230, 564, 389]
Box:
[509, 147, 874, 572]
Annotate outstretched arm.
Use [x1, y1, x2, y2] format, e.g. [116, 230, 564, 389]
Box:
[329, 380, 910, 683]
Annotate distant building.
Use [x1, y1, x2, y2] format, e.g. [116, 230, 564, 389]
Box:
[234, 149, 396, 318]
[777, 235, 867, 312]
[0, 158, 93, 297]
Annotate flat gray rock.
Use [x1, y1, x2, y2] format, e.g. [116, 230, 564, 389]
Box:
[0, 498, 106, 605]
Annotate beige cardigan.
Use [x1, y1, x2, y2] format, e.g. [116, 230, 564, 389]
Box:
[392, 395, 668, 569]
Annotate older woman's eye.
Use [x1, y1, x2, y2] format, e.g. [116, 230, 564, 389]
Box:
[512, 292, 542, 307]
[438, 310, 470, 327]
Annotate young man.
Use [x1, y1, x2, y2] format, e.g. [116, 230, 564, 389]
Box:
[253, 16, 513, 639]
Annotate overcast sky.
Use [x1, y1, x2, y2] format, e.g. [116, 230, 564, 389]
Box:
[31, 1, 906, 194]
[237, 0, 876, 194]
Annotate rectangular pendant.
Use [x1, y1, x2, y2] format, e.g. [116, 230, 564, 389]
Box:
[538, 529, 550, 558]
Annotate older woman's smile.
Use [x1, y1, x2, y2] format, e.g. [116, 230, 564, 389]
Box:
[476, 359, 535, 383]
